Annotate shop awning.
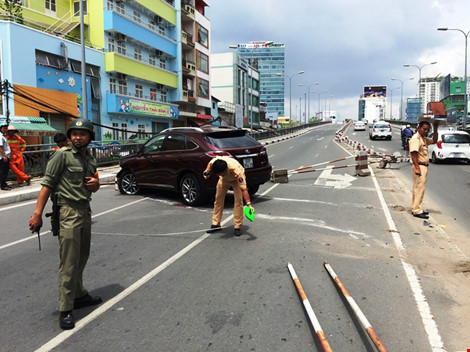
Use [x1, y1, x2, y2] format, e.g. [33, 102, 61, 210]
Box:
[0, 116, 58, 136]
[197, 113, 212, 120]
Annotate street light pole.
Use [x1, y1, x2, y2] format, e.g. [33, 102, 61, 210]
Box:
[403, 62, 437, 116]
[391, 77, 414, 120]
[438, 27, 470, 127]
[277, 71, 304, 127]
[307, 82, 319, 122]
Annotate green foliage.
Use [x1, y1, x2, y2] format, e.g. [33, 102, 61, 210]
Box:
[0, 0, 23, 24]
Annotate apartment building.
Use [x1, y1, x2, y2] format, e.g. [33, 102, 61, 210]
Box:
[0, 0, 212, 141]
[211, 52, 260, 128]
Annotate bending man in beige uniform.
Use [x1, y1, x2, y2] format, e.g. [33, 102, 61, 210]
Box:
[203, 156, 254, 236]
[409, 120, 438, 219]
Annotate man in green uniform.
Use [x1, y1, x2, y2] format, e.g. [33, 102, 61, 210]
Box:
[29, 119, 102, 330]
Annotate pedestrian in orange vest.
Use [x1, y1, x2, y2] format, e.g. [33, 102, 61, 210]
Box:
[6, 125, 31, 187]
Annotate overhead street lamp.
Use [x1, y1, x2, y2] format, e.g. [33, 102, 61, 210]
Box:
[389, 86, 401, 119]
[391, 77, 414, 120]
[277, 71, 304, 127]
[438, 27, 470, 127]
[229, 41, 273, 132]
[307, 82, 319, 122]
[403, 61, 437, 116]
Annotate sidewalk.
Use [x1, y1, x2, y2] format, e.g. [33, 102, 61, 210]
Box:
[0, 126, 318, 206]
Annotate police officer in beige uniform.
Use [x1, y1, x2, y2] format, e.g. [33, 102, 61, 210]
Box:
[29, 119, 102, 330]
[409, 120, 438, 219]
[204, 156, 255, 236]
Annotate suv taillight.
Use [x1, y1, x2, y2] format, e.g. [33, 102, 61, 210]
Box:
[259, 147, 267, 156]
[205, 151, 232, 158]
[436, 140, 442, 149]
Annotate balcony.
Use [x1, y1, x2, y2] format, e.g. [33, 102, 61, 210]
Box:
[182, 3, 195, 20]
[182, 59, 196, 76]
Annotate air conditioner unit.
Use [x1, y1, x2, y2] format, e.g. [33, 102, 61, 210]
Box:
[154, 15, 163, 24]
[117, 73, 127, 80]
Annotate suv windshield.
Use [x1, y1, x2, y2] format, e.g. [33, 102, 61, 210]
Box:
[442, 134, 470, 144]
[206, 132, 260, 148]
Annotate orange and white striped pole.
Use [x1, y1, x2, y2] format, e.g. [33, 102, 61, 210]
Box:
[287, 262, 333, 352]
[323, 261, 388, 352]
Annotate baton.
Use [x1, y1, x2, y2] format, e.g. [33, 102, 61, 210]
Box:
[36, 227, 41, 251]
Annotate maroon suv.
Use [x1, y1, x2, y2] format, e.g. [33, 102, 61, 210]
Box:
[116, 127, 272, 205]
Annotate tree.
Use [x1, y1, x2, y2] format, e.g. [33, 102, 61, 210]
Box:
[0, 0, 24, 24]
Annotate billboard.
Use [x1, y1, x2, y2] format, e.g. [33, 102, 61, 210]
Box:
[363, 86, 387, 98]
[440, 74, 451, 99]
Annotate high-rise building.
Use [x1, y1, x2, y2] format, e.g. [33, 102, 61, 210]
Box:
[211, 52, 260, 128]
[236, 42, 285, 117]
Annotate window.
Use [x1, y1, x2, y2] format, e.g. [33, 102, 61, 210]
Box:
[109, 78, 116, 93]
[197, 78, 209, 99]
[135, 84, 143, 98]
[106, 0, 113, 10]
[158, 25, 165, 36]
[35, 50, 67, 69]
[118, 79, 127, 95]
[134, 48, 142, 61]
[112, 122, 119, 140]
[162, 134, 186, 151]
[197, 24, 208, 48]
[144, 134, 166, 153]
[133, 11, 141, 23]
[160, 89, 167, 102]
[73, 1, 87, 16]
[150, 88, 157, 101]
[45, 0, 56, 12]
[117, 40, 126, 55]
[197, 51, 208, 73]
[148, 19, 155, 31]
[159, 58, 166, 70]
[90, 77, 101, 99]
[121, 123, 128, 140]
[138, 124, 145, 139]
[108, 37, 115, 52]
[149, 54, 156, 66]
[115, 1, 125, 15]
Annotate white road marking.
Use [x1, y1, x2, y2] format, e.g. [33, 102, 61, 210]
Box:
[369, 166, 445, 351]
[335, 136, 445, 351]
[0, 198, 150, 250]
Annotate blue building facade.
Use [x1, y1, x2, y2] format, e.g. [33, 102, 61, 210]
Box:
[237, 42, 285, 117]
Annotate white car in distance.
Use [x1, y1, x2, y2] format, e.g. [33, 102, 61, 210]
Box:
[428, 130, 470, 164]
[353, 121, 366, 131]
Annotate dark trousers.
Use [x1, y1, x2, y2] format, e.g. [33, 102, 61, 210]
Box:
[0, 158, 9, 188]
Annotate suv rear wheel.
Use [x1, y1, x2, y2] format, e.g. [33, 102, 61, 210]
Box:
[118, 170, 140, 195]
[180, 173, 205, 206]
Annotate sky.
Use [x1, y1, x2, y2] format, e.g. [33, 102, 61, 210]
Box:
[206, 0, 470, 121]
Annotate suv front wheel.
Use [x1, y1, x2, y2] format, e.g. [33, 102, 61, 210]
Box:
[180, 173, 205, 206]
[118, 170, 140, 195]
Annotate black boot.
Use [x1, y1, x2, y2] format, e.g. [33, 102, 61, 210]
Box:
[74, 294, 102, 309]
[59, 311, 75, 330]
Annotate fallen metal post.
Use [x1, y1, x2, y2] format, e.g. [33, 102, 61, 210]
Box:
[292, 155, 355, 173]
[287, 262, 333, 352]
[290, 164, 354, 175]
[323, 261, 388, 352]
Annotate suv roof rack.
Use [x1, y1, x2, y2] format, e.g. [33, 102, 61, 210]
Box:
[161, 127, 204, 133]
